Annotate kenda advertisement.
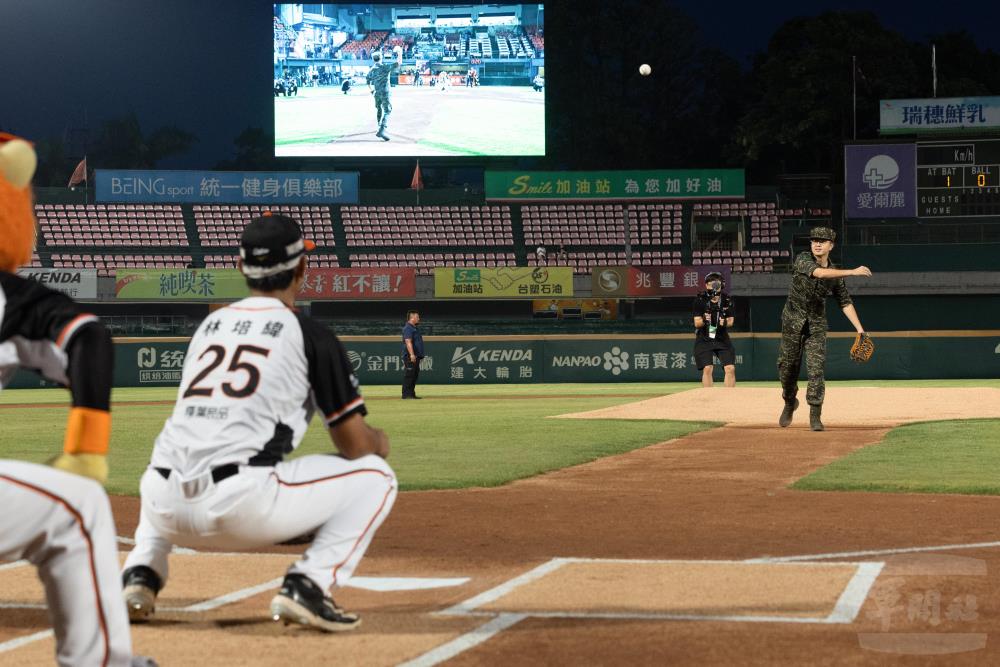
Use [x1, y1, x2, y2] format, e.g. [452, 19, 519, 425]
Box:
[16, 268, 98, 299]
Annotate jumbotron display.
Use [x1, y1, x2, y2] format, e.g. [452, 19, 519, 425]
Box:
[273, 3, 545, 157]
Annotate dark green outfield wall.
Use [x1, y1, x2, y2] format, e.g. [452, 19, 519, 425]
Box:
[842, 243, 1000, 272]
[747, 295, 1000, 332]
[9, 333, 999, 388]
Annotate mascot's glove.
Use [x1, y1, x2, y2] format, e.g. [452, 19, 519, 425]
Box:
[48, 407, 112, 484]
[48, 453, 108, 485]
[850, 332, 875, 363]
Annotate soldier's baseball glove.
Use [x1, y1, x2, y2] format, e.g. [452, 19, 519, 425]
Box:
[849, 332, 874, 363]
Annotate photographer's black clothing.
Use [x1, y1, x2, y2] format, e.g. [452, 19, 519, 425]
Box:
[694, 339, 736, 370]
[692, 292, 734, 343]
[692, 291, 736, 370]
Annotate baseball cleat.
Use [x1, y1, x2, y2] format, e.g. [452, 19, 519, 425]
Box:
[269, 574, 360, 632]
[122, 565, 162, 622]
[778, 398, 798, 427]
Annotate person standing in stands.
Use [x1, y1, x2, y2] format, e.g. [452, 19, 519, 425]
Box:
[401, 310, 424, 399]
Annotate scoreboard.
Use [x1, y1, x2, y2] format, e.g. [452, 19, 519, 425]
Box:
[917, 139, 1000, 217]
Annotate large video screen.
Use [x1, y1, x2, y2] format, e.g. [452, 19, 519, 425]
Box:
[273, 4, 545, 157]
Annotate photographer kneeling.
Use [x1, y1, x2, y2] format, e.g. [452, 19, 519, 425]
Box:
[692, 271, 736, 387]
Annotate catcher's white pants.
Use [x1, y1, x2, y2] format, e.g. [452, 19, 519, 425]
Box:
[0, 460, 133, 667]
[124, 454, 397, 593]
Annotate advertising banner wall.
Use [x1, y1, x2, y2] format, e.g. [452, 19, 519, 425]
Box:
[485, 169, 745, 200]
[96, 169, 359, 204]
[116, 269, 248, 300]
[116, 268, 417, 300]
[591, 266, 732, 297]
[7, 335, 996, 389]
[880, 97, 1000, 133]
[434, 267, 574, 298]
[297, 268, 416, 299]
[844, 143, 917, 218]
[16, 268, 98, 299]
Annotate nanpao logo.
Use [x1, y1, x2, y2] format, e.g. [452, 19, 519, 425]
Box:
[862, 155, 900, 190]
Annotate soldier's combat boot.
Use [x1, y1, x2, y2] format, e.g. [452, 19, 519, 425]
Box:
[778, 398, 798, 427]
[809, 405, 824, 432]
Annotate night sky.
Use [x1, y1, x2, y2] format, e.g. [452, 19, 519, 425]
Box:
[4, 1, 1000, 169]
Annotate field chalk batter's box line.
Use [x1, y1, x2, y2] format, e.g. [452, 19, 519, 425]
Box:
[439, 557, 884, 624]
[402, 557, 885, 667]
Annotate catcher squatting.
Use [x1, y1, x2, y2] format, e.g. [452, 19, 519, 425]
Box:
[776, 226, 874, 431]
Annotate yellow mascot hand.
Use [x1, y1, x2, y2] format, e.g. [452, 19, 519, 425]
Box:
[48, 453, 109, 485]
[50, 407, 112, 484]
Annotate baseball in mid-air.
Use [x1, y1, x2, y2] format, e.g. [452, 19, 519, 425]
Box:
[639, 63, 652, 76]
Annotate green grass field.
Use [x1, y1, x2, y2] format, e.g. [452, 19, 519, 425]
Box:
[794, 419, 1000, 495]
[274, 85, 544, 156]
[3, 380, 999, 496]
[0, 383, 714, 495]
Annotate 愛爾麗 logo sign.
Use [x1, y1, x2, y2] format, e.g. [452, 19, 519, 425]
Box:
[844, 144, 916, 219]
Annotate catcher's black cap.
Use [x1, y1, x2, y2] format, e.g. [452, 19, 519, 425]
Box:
[810, 226, 836, 241]
[239, 212, 315, 279]
[704, 271, 724, 283]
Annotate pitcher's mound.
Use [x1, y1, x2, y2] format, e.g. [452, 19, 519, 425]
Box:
[556, 387, 1000, 428]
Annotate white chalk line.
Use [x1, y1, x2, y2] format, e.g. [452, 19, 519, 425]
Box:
[826, 561, 884, 623]
[0, 630, 53, 655]
[397, 613, 528, 667]
[7, 540, 1000, 662]
[409, 556, 894, 667]
[745, 539, 1000, 563]
[440, 558, 567, 616]
[172, 577, 284, 613]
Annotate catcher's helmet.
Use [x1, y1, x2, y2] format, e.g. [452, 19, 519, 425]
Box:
[704, 271, 725, 287]
[372, 52, 382, 62]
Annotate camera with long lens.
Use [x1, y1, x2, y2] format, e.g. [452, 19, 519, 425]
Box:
[703, 272, 726, 339]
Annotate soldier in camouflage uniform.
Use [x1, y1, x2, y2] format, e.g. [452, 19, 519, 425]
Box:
[366, 46, 403, 141]
[777, 227, 871, 431]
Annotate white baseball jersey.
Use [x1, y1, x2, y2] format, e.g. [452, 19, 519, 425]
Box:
[151, 296, 366, 479]
[128, 295, 395, 597]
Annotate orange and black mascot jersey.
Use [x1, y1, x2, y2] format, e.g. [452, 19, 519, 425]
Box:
[0, 134, 113, 483]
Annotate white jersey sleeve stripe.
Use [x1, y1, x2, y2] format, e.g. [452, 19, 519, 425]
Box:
[324, 396, 366, 426]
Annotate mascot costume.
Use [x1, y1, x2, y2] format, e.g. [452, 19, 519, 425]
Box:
[0, 134, 155, 667]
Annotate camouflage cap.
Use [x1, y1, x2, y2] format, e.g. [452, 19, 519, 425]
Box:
[809, 226, 836, 241]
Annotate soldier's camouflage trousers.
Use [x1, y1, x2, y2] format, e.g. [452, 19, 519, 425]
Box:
[777, 319, 826, 406]
[374, 93, 392, 131]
